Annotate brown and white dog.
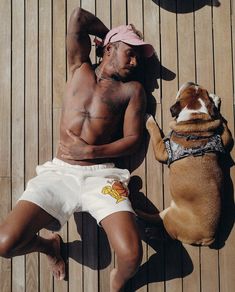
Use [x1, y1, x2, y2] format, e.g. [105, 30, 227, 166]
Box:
[139, 82, 233, 246]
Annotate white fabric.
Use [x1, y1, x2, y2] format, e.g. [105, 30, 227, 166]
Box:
[18, 158, 135, 230]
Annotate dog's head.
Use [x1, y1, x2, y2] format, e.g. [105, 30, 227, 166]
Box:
[170, 82, 220, 122]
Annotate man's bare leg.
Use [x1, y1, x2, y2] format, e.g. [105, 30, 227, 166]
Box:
[0, 200, 65, 280]
[101, 211, 142, 292]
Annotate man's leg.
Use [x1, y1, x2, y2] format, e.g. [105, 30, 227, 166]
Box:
[101, 211, 143, 292]
[0, 200, 65, 280]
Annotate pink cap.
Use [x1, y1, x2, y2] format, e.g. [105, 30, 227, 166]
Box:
[103, 24, 154, 58]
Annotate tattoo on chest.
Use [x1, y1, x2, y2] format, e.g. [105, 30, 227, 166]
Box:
[72, 89, 79, 96]
[101, 96, 124, 115]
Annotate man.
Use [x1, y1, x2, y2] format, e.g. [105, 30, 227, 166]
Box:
[0, 7, 153, 292]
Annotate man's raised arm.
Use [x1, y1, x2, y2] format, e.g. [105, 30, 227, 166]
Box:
[67, 7, 109, 73]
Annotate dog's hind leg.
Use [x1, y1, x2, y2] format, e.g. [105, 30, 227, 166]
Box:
[162, 210, 215, 245]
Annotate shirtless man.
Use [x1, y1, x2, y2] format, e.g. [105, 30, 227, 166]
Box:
[0, 7, 153, 292]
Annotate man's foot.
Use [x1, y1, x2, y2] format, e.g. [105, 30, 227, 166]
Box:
[47, 233, 66, 280]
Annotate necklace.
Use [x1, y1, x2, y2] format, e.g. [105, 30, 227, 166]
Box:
[94, 66, 119, 82]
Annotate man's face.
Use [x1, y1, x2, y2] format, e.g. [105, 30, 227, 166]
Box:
[111, 42, 140, 80]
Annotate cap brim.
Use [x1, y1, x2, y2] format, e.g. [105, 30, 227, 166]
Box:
[122, 40, 154, 58]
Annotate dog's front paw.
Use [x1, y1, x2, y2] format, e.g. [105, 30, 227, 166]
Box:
[209, 93, 221, 109]
[145, 113, 153, 122]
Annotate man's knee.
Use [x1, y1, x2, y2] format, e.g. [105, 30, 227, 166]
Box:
[118, 241, 143, 271]
[0, 226, 18, 258]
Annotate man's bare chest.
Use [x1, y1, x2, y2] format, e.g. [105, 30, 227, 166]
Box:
[64, 82, 129, 118]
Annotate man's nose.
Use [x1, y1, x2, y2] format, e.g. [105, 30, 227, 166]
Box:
[130, 57, 137, 67]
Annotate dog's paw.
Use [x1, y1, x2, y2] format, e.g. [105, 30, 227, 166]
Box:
[209, 93, 221, 109]
[145, 113, 153, 122]
[145, 114, 155, 129]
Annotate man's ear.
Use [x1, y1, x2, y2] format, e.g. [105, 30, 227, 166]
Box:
[105, 43, 113, 56]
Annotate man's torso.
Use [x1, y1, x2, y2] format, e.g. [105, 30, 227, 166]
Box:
[57, 63, 132, 165]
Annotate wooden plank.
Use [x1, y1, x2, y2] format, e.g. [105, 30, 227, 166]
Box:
[95, 1, 112, 292]
[12, 0, 25, 291]
[177, 2, 201, 292]
[143, 0, 160, 104]
[38, 1, 53, 291]
[0, 2, 12, 292]
[177, 0, 196, 84]
[78, 2, 99, 291]
[65, 1, 84, 291]
[68, 215, 83, 292]
[160, 2, 183, 292]
[213, 2, 235, 292]
[126, 1, 148, 291]
[143, 2, 165, 292]
[0, 178, 12, 292]
[96, 0, 110, 29]
[111, 0, 126, 27]
[81, 0, 96, 63]
[25, 0, 39, 291]
[0, 0, 11, 178]
[53, 1, 68, 292]
[213, 0, 234, 120]
[0, 2, 12, 288]
[146, 106, 165, 292]
[233, 0, 235, 105]
[53, 0, 66, 156]
[194, 3, 219, 292]
[38, 0, 53, 164]
[195, 2, 214, 91]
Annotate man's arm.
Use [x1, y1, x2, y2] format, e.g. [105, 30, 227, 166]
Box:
[67, 7, 109, 73]
[60, 83, 146, 160]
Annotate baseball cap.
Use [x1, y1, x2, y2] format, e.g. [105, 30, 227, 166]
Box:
[103, 24, 154, 58]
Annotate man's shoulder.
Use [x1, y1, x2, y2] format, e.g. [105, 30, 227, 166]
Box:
[123, 80, 145, 97]
[123, 80, 143, 91]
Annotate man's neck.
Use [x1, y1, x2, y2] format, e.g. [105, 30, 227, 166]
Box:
[95, 63, 121, 82]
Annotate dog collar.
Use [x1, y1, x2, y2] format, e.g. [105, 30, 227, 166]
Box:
[172, 131, 214, 141]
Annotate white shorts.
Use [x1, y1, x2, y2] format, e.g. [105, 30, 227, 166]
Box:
[18, 158, 135, 231]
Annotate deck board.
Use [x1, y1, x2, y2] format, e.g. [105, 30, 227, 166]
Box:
[0, 1, 234, 291]
[195, 4, 220, 292]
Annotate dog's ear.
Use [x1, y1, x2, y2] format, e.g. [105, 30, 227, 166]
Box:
[202, 91, 220, 118]
[170, 101, 181, 117]
[207, 98, 220, 118]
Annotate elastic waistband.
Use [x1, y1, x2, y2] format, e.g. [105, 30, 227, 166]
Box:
[52, 158, 115, 170]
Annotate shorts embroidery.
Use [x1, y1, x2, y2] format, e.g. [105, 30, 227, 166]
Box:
[101, 180, 129, 204]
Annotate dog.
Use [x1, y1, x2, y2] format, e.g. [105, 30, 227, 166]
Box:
[138, 82, 233, 246]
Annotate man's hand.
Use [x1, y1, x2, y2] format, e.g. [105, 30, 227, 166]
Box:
[59, 130, 92, 160]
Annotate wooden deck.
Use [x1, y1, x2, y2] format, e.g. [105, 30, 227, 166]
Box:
[0, 0, 234, 291]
